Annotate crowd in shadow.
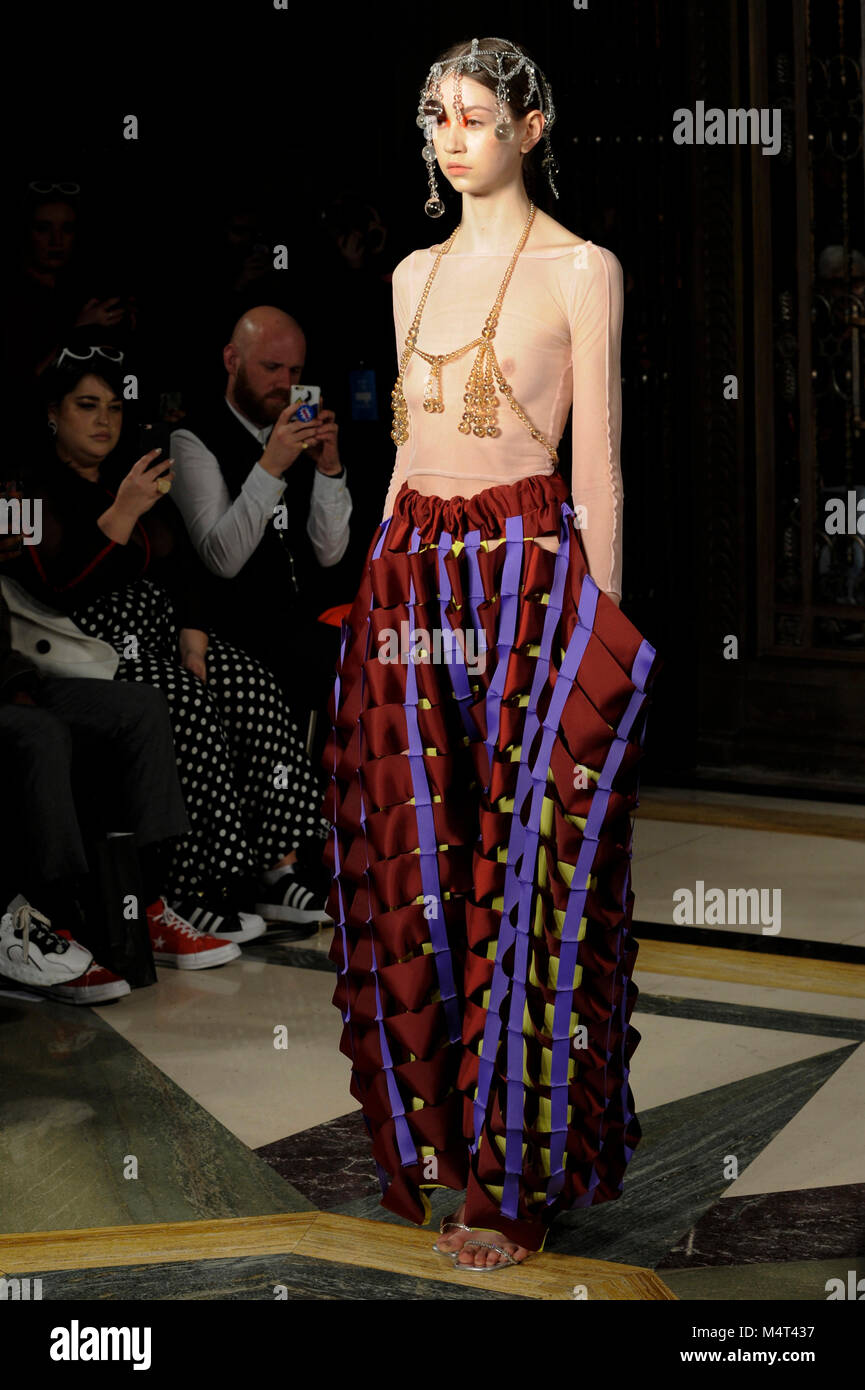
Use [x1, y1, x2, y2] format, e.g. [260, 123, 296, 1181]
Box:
[0, 180, 399, 1001]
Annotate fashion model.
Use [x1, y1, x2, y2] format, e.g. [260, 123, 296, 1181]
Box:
[324, 36, 660, 1271]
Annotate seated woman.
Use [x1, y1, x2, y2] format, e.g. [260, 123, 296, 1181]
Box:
[6, 349, 331, 933]
[0, 582, 241, 986]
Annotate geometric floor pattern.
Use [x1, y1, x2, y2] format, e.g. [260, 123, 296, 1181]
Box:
[2, 797, 864, 1299]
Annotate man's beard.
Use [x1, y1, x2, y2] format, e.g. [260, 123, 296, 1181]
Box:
[233, 364, 289, 428]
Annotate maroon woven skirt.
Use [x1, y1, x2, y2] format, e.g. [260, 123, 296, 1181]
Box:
[322, 472, 660, 1251]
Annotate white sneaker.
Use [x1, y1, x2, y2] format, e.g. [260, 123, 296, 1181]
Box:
[170, 888, 267, 944]
[255, 864, 333, 925]
[0, 896, 93, 987]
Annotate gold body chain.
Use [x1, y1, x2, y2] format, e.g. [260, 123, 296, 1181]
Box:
[390, 201, 559, 464]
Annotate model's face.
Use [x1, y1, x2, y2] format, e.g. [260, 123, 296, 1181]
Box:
[51, 374, 122, 468]
[430, 73, 531, 198]
[29, 200, 77, 271]
[231, 331, 306, 426]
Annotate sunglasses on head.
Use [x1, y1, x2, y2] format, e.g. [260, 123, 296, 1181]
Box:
[29, 182, 81, 196]
[54, 346, 125, 369]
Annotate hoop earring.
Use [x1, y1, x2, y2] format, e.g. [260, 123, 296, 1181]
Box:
[47, 420, 57, 435]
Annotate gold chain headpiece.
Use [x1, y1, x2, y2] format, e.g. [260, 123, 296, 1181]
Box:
[417, 38, 559, 217]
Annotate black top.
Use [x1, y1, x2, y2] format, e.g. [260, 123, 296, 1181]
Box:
[7, 448, 211, 631]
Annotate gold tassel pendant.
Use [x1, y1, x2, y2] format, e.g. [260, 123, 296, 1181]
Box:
[459, 339, 500, 438]
[390, 376, 409, 446]
[422, 355, 446, 413]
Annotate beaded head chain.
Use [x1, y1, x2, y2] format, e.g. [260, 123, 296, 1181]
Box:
[417, 37, 560, 217]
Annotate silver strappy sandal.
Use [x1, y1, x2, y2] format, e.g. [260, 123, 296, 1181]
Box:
[455, 1236, 521, 1272]
[432, 1214, 473, 1259]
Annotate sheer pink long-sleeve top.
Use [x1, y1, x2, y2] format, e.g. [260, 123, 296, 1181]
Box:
[382, 239, 625, 601]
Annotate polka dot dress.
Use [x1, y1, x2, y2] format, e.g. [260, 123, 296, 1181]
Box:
[72, 579, 328, 897]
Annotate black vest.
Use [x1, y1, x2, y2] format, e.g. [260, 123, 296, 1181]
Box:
[178, 398, 320, 659]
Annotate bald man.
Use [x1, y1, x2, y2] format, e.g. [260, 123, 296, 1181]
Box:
[169, 306, 352, 712]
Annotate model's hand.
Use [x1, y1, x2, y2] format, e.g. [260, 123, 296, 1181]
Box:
[306, 408, 342, 476]
[259, 400, 321, 478]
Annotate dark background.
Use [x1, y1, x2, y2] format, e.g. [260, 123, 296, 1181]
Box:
[5, 0, 864, 796]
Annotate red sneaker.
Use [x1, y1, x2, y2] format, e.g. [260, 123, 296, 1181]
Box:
[49, 931, 132, 1004]
[146, 899, 241, 970]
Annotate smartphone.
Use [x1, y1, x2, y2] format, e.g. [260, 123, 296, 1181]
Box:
[136, 422, 173, 462]
[289, 385, 321, 421]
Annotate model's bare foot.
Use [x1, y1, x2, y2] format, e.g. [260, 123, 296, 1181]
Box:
[434, 1202, 475, 1256]
[456, 1231, 530, 1270]
[435, 1206, 531, 1268]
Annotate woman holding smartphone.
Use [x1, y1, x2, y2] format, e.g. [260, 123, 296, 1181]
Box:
[324, 37, 661, 1271]
[7, 349, 334, 959]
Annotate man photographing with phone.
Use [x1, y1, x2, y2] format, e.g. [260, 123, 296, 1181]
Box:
[169, 305, 352, 721]
[258, 384, 334, 483]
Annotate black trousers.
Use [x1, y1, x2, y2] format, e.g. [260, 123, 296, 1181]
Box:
[213, 597, 342, 730]
[0, 677, 189, 906]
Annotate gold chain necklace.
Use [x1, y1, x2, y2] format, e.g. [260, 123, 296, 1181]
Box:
[390, 201, 559, 463]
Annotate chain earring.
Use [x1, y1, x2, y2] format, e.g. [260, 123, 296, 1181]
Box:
[418, 65, 446, 218]
[541, 128, 560, 199]
[422, 117, 445, 218]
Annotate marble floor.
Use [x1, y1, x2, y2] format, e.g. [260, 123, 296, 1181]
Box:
[1, 791, 863, 1300]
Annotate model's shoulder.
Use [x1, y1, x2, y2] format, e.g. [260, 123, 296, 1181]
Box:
[535, 222, 585, 252]
[556, 240, 623, 287]
[580, 243, 623, 282]
[532, 213, 621, 269]
[393, 247, 430, 278]
[527, 209, 590, 253]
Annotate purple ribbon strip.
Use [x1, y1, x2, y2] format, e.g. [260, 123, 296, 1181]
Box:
[470, 507, 575, 1218]
[331, 618, 352, 1029]
[480, 514, 525, 796]
[337, 512, 391, 1012]
[436, 529, 483, 740]
[464, 529, 484, 637]
[545, 635, 656, 1204]
[402, 526, 463, 1045]
[501, 510, 585, 1217]
[357, 517, 417, 1170]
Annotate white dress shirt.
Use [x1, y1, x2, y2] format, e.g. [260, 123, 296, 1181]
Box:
[169, 398, 352, 578]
